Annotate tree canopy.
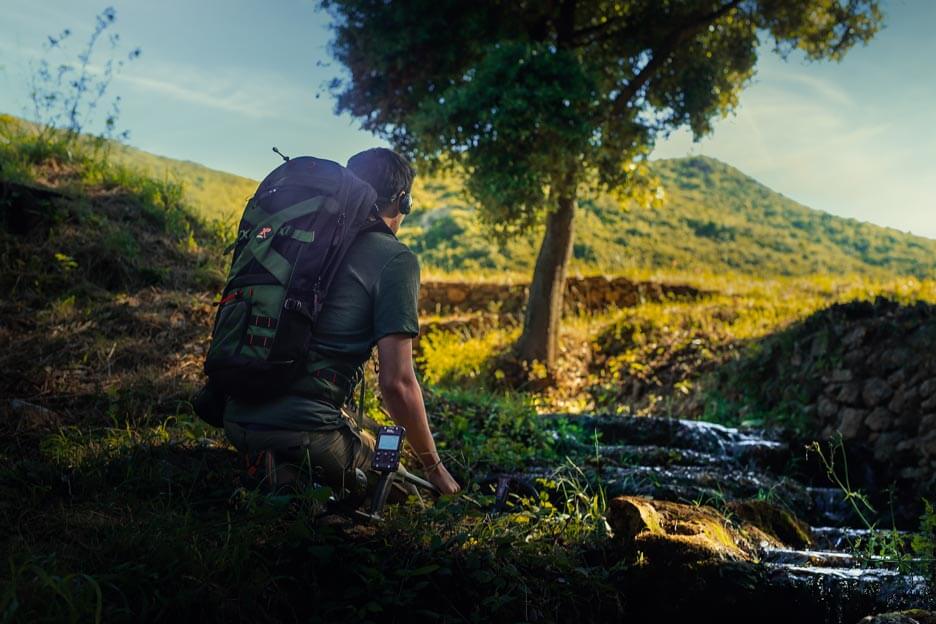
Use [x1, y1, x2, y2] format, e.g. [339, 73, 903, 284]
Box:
[323, 0, 883, 370]
[324, 0, 881, 230]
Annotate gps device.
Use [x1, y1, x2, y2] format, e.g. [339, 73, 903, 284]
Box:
[372, 426, 405, 473]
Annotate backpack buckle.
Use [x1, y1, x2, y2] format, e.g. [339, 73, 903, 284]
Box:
[283, 298, 302, 312]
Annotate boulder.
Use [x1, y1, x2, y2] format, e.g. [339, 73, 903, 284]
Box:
[607, 496, 763, 564]
[862, 378, 894, 408]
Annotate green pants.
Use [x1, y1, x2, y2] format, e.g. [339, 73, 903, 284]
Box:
[224, 420, 416, 500]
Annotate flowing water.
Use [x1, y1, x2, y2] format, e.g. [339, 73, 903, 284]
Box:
[540, 413, 933, 621]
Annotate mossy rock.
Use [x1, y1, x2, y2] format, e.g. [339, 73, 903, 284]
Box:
[727, 499, 813, 549]
[607, 496, 755, 563]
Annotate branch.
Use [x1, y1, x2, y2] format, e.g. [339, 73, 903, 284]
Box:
[610, 0, 744, 117]
[568, 15, 629, 46]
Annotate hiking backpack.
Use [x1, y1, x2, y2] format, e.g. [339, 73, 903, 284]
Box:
[202, 156, 377, 403]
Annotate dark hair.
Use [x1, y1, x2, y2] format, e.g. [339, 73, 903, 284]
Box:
[347, 148, 414, 204]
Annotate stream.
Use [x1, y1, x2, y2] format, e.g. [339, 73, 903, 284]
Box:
[538, 413, 934, 621]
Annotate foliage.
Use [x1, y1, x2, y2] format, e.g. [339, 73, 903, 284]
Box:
[912, 500, 936, 581]
[425, 387, 557, 473]
[28, 6, 141, 148]
[323, 0, 881, 231]
[417, 325, 517, 387]
[808, 436, 935, 575]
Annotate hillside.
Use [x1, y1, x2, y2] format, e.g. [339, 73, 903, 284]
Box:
[4, 113, 934, 279]
[405, 157, 936, 278]
[117, 138, 936, 278]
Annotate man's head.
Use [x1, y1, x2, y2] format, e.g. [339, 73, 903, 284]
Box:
[347, 148, 414, 233]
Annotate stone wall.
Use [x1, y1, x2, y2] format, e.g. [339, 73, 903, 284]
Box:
[808, 301, 936, 484]
[419, 275, 707, 316]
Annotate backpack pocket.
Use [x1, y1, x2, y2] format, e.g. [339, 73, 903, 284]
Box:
[207, 298, 251, 362]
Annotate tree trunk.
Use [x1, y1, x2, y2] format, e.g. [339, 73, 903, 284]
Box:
[514, 183, 576, 371]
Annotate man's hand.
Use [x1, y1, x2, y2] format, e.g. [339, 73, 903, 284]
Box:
[425, 463, 460, 495]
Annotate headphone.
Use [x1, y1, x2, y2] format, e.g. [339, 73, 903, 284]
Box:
[386, 189, 412, 215]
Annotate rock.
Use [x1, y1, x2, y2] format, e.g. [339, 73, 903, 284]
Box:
[826, 368, 854, 383]
[844, 347, 870, 368]
[607, 496, 754, 562]
[445, 286, 468, 304]
[726, 500, 813, 549]
[10, 399, 60, 432]
[865, 407, 893, 432]
[858, 610, 936, 624]
[862, 378, 894, 408]
[837, 382, 862, 405]
[817, 395, 839, 420]
[887, 368, 908, 388]
[842, 326, 868, 347]
[899, 466, 927, 480]
[879, 347, 912, 372]
[921, 378, 936, 398]
[838, 408, 867, 439]
[888, 384, 919, 413]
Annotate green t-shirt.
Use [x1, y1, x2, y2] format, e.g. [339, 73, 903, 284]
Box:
[225, 220, 420, 430]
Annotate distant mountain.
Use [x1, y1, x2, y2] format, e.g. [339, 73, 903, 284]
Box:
[403, 156, 936, 278]
[39, 117, 933, 279]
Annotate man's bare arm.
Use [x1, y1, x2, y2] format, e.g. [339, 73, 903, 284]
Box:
[376, 333, 459, 494]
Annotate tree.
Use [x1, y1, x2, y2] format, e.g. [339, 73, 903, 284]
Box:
[322, 0, 882, 372]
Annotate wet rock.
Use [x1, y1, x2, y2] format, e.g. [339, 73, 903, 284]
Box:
[865, 407, 893, 432]
[838, 408, 867, 439]
[863, 378, 894, 408]
[858, 610, 936, 624]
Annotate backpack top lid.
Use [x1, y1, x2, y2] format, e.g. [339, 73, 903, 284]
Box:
[255, 156, 376, 220]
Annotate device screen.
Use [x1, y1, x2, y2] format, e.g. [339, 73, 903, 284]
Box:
[377, 434, 401, 451]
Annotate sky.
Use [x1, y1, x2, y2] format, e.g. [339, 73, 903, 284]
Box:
[1, 0, 934, 237]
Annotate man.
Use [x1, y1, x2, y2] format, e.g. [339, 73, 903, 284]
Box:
[223, 148, 460, 497]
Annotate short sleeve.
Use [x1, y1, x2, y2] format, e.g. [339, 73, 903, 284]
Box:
[373, 250, 420, 343]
